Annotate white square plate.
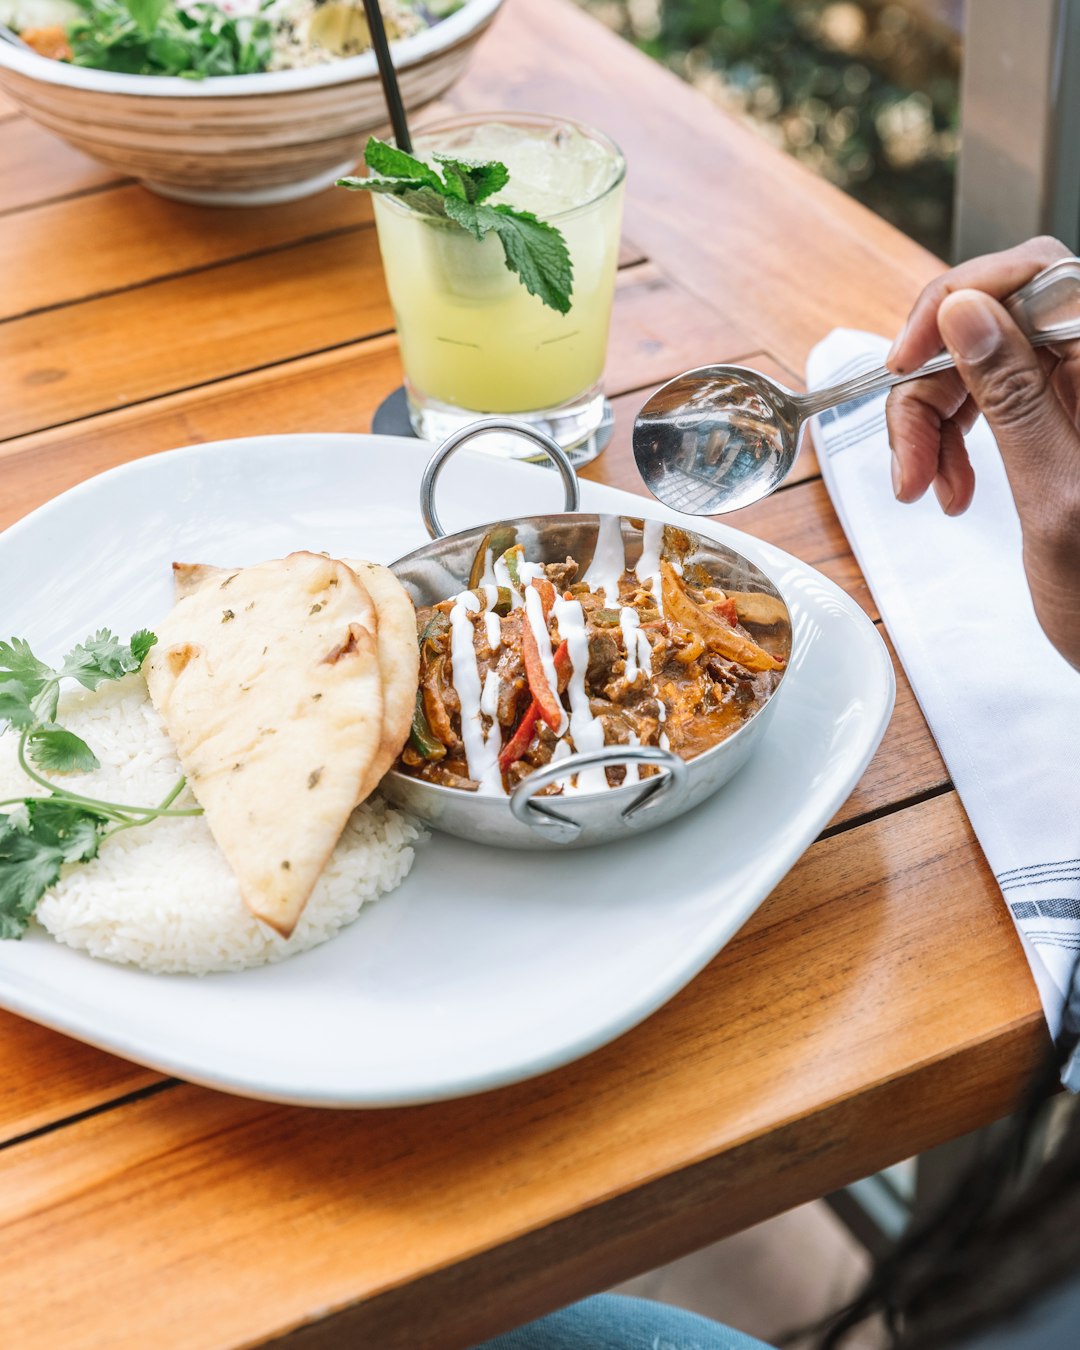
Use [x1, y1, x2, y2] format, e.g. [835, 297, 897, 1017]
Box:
[0, 435, 893, 1106]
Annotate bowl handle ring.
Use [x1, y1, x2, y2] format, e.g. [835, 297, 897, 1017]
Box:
[420, 418, 581, 540]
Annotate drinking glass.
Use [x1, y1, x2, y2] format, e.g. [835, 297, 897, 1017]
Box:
[371, 111, 626, 461]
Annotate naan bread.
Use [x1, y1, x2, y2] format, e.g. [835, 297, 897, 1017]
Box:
[172, 562, 223, 601]
[343, 560, 419, 801]
[145, 552, 383, 937]
[171, 557, 418, 803]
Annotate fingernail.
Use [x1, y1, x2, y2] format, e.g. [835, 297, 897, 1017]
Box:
[939, 293, 1001, 363]
[891, 451, 904, 499]
[886, 321, 908, 369]
[933, 474, 954, 513]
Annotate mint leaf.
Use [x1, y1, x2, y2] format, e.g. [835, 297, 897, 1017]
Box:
[442, 196, 485, 240]
[487, 206, 574, 314]
[338, 176, 451, 219]
[60, 629, 150, 690]
[27, 726, 101, 775]
[339, 137, 573, 313]
[363, 139, 442, 187]
[434, 155, 509, 204]
[0, 638, 54, 704]
[444, 199, 573, 311]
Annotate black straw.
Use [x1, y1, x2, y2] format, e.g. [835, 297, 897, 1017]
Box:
[361, 0, 413, 153]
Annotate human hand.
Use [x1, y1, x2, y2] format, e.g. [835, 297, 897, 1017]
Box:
[885, 235, 1080, 669]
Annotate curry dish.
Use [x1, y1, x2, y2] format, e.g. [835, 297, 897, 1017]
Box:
[397, 520, 787, 795]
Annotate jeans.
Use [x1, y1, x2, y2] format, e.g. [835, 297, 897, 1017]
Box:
[475, 1295, 777, 1350]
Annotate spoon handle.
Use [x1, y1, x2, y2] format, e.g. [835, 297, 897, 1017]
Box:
[801, 256, 1080, 418]
[800, 319, 1080, 419]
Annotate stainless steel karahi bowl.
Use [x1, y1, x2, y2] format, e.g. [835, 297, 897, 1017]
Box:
[381, 420, 792, 849]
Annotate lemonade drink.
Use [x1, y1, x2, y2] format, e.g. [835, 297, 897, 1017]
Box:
[371, 114, 625, 451]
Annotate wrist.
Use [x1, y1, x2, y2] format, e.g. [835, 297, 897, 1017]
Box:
[1023, 523, 1080, 670]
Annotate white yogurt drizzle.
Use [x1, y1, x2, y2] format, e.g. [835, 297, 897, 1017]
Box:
[479, 667, 500, 719]
[493, 555, 523, 609]
[448, 590, 505, 794]
[619, 606, 653, 686]
[523, 583, 568, 736]
[634, 518, 665, 619]
[517, 559, 547, 587]
[659, 730, 670, 750]
[582, 514, 625, 607]
[551, 596, 607, 794]
[458, 531, 669, 796]
[479, 584, 503, 652]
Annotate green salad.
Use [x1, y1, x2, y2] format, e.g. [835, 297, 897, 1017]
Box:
[4, 0, 464, 78]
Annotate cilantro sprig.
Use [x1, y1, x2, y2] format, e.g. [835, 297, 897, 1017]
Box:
[337, 139, 574, 315]
[0, 630, 202, 939]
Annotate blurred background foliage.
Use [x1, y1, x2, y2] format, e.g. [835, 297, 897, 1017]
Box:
[571, 0, 962, 258]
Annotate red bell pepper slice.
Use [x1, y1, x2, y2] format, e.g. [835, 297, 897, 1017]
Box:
[521, 583, 564, 732]
[499, 640, 571, 772]
[499, 701, 541, 773]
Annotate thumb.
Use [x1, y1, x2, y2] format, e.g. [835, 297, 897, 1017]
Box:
[937, 289, 1074, 492]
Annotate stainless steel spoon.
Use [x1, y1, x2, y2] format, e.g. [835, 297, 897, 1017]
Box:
[633, 256, 1080, 516]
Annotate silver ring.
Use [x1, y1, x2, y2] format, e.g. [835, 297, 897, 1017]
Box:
[509, 743, 690, 844]
[420, 418, 580, 540]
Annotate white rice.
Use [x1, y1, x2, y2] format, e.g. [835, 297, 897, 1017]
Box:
[0, 675, 424, 974]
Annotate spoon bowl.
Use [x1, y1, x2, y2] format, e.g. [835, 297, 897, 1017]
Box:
[633, 365, 803, 516]
[633, 256, 1080, 516]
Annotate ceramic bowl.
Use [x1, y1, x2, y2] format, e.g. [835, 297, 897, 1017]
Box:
[0, 0, 504, 205]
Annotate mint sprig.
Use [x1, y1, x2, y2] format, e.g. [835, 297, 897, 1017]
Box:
[337, 138, 574, 315]
[0, 629, 202, 939]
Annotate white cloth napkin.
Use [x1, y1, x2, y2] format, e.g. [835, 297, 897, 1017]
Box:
[807, 329, 1080, 1049]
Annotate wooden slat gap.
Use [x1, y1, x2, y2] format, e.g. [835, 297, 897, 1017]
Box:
[818, 780, 955, 844]
[0, 220, 372, 326]
[0, 175, 132, 222]
[0, 1078, 177, 1156]
[0, 325, 396, 447]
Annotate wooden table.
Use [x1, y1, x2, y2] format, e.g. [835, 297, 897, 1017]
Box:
[0, 2, 1047, 1346]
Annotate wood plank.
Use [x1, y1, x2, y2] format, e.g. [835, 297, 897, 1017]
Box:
[0, 233, 392, 442]
[0, 794, 1042, 1350]
[458, 0, 944, 372]
[0, 118, 124, 215]
[0, 338, 404, 529]
[0, 184, 372, 321]
[0, 1012, 160, 1146]
[0, 255, 751, 444]
[0, 91, 18, 119]
[830, 626, 948, 828]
